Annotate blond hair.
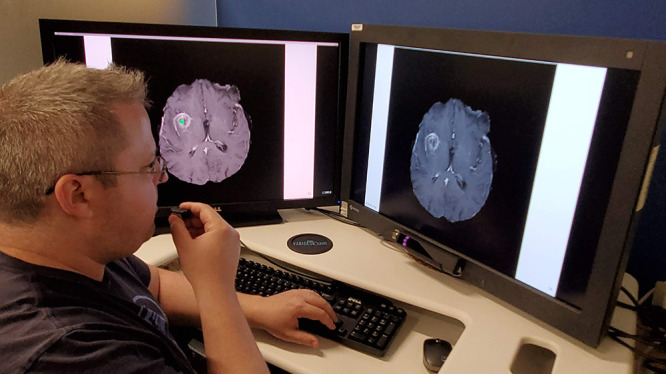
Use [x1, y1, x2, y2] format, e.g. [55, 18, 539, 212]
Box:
[0, 60, 148, 223]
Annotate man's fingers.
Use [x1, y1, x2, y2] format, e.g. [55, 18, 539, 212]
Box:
[299, 302, 337, 330]
[303, 290, 338, 324]
[180, 202, 229, 230]
[282, 330, 320, 349]
[169, 214, 191, 248]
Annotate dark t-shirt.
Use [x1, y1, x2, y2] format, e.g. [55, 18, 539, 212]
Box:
[0, 251, 195, 373]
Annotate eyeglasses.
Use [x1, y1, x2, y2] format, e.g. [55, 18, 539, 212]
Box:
[44, 155, 168, 195]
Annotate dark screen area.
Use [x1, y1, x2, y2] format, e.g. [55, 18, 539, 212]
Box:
[313, 45, 344, 198]
[51, 35, 86, 62]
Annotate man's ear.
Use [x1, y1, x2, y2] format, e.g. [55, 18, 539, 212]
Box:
[52, 175, 95, 218]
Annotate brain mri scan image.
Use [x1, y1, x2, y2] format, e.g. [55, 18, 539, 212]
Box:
[410, 98, 495, 222]
[159, 79, 251, 185]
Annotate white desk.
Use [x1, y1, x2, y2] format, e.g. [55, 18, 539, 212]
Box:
[136, 208, 636, 374]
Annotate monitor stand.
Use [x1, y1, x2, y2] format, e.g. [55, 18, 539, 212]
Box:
[222, 210, 284, 228]
[153, 209, 283, 236]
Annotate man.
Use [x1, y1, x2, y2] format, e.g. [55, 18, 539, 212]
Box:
[0, 61, 337, 373]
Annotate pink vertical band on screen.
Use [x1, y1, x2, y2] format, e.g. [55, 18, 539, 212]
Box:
[83, 36, 113, 69]
[284, 43, 317, 200]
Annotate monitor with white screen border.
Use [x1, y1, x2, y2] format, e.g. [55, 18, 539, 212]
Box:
[40, 19, 348, 228]
[341, 23, 666, 347]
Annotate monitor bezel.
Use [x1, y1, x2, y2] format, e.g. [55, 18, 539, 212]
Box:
[340, 24, 666, 347]
[39, 18, 349, 225]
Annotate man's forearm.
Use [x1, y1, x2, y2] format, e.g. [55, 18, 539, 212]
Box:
[153, 267, 263, 328]
[154, 267, 269, 373]
[154, 267, 201, 327]
[196, 281, 269, 373]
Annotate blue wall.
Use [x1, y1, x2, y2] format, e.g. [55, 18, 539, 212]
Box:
[217, 0, 665, 39]
[216, 0, 666, 294]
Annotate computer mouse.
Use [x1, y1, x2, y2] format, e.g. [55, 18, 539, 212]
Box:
[423, 338, 452, 372]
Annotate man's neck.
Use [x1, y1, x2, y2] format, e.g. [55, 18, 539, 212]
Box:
[0, 224, 106, 281]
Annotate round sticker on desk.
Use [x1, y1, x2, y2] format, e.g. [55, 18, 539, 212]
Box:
[287, 233, 333, 254]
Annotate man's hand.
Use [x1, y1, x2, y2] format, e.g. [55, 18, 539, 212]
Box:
[168, 202, 239, 292]
[239, 289, 339, 349]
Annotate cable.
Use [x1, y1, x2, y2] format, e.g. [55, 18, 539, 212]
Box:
[608, 326, 665, 347]
[608, 326, 666, 363]
[608, 325, 666, 373]
[616, 301, 638, 311]
[608, 332, 664, 362]
[620, 286, 639, 308]
[306, 207, 364, 227]
[640, 288, 656, 306]
[645, 360, 666, 374]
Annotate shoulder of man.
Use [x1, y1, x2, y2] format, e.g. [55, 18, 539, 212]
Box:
[0, 254, 194, 373]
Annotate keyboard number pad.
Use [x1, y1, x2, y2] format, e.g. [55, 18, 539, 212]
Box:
[349, 303, 405, 350]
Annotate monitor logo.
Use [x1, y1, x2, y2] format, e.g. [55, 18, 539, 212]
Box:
[347, 297, 362, 305]
[287, 233, 333, 255]
[350, 204, 360, 213]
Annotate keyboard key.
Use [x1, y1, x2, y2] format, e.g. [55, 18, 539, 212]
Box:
[377, 334, 389, 349]
[385, 322, 396, 335]
[350, 331, 366, 341]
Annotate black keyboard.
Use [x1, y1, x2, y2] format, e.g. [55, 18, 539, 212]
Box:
[235, 258, 406, 357]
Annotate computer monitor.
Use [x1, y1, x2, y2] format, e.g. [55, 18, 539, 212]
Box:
[39, 19, 348, 227]
[341, 24, 666, 347]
